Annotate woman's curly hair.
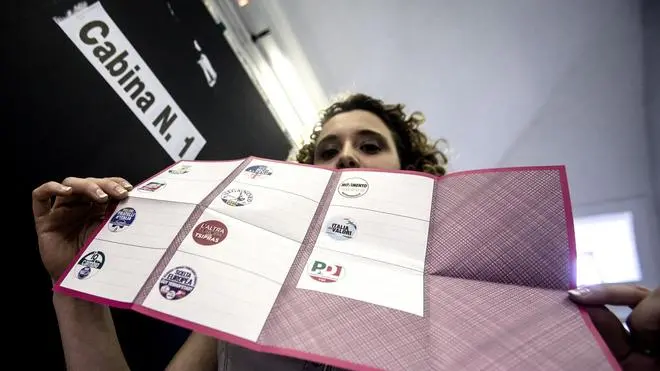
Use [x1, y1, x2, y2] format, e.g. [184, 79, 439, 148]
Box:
[296, 93, 448, 176]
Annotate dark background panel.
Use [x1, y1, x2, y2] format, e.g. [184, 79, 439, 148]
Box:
[7, 1, 290, 369]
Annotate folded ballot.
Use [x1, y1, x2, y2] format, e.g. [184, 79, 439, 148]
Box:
[55, 157, 617, 371]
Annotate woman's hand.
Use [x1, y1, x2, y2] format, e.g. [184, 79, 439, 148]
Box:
[32, 177, 132, 281]
[569, 284, 659, 370]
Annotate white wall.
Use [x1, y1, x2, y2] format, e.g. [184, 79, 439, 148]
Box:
[644, 0, 660, 237]
[269, 1, 645, 171]
[497, 1, 659, 286]
[279, 0, 660, 285]
[254, 0, 660, 286]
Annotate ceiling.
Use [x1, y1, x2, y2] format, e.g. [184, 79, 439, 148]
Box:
[232, 0, 629, 171]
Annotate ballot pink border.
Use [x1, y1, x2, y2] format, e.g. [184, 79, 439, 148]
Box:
[53, 157, 621, 371]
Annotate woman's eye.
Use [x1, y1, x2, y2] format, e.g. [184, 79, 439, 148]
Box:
[360, 143, 381, 154]
[319, 148, 338, 160]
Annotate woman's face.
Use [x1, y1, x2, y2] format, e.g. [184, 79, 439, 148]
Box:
[313, 110, 402, 170]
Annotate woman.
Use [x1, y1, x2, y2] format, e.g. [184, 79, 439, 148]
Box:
[32, 93, 658, 370]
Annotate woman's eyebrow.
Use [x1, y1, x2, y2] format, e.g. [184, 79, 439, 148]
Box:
[316, 129, 388, 148]
[356, 129, 387, 140]
[316, 134, 339, 148]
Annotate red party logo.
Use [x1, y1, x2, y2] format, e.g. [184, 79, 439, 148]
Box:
[192, 220, 228, 245]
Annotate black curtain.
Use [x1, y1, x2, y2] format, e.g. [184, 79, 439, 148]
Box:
[7, 1, 290, 369]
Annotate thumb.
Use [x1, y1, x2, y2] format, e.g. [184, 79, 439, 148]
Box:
[568, 284, 650, 307]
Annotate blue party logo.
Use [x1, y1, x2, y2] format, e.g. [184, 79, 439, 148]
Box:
[75, 251, 106, 280]
[108, 207, 137, 232]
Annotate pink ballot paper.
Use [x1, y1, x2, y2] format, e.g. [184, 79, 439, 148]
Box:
[54, 157, 619, 371]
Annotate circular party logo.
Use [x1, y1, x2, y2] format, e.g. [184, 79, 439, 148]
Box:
[307, 260, 345, 283]
[220, 188, 253, 207]
[325, 217, 358, 241]
[192, 220, 228, 245]
[168, 164, 191, 174]
[108, 207, 136, 232]
[243, 165, 272, 179]
[75, 251, 106, 280]
[159, 266, 197, 301]
[138, 181, 166, 192]
[338, 177, 369, 198]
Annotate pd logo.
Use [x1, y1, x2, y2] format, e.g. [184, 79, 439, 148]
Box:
[308, 260, 345, 283]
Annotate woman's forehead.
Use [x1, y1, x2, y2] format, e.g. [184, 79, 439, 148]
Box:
[319, 110, 392, 140]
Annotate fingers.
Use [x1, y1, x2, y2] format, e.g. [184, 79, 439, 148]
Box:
[60, 177, 131, 203]
[628, 287, 660, 334]
[582, 306, 631, 361]
[93, 177, 132, 198]
[32, 181, 73, 218]
[568, 284, 650, 307]
[578, 288, 660, 364]
[625, 288, 660, 364]
[107, 177, 133, 191]
[33, 177, 132, 218]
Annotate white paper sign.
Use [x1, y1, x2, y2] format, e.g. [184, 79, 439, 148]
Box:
[54, 2, 207, 161]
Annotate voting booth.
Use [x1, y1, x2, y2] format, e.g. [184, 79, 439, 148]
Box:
[10, 1, 290, 369]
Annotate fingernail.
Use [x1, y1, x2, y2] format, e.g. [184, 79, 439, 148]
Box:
[61, 185, 72, 192]
[568, 287, 591, 296]
[115, 186, 127, 194]
[122, 182, 133, 190]
[96, 189, 108, 199]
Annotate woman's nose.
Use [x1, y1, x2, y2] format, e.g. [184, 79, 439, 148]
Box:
[336, 150, 360, 169]
[337, 156, 358, 169]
